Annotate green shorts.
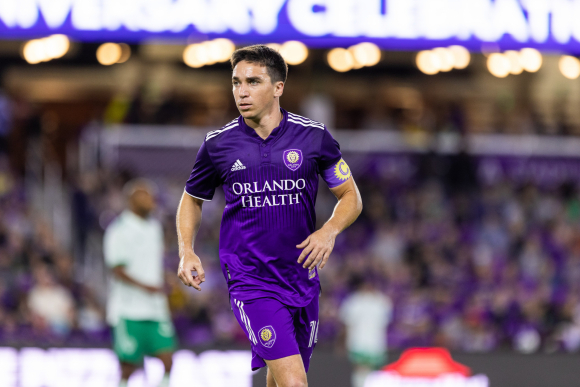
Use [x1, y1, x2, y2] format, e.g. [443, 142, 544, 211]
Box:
[113, 319, 178, 365]
[348, 350, 387, 369]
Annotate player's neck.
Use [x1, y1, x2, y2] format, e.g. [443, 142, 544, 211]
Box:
[244, 104, 283, 140]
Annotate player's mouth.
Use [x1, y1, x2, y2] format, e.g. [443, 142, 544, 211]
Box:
[239, 103, 252, 110]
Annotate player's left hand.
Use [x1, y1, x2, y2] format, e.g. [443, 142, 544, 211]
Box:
[296, 227, 337, 270]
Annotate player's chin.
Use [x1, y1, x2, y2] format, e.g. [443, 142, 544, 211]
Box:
[239, 109, 256, 119]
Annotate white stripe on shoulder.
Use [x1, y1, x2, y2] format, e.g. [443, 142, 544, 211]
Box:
[287, 115, 325, 129]
[288, 113, 316, 123]
[288, 118, 325, 130]
[206, 122, 238, 141]
[206, 119, 237, 136]
[206, 118, 238, 134]
[207, 121, 238, 136]
[288, 113, 325, 127]
[206, 127, 235, 140]
[288, 112, 316, 121]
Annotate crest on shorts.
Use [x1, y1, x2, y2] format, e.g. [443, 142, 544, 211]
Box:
[309, 268, 317, 280]
[283, 149, 302, 171]
[259, 325, 277, 348]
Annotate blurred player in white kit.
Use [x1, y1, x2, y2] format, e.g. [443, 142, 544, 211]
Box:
[340, 276, 392, 387]
[104, 179, 177, 387]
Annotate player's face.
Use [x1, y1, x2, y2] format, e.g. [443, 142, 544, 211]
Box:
[232, 61, 284, 120]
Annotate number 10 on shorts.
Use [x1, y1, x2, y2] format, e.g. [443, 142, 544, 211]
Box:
[308, 320, 319, 348]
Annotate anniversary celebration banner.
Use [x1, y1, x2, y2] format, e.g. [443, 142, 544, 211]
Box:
[1, 0, 580, 52]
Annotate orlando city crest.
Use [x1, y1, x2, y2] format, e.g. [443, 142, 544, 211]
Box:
[283, 149, 302, 171]
[258, 325, 277, 348]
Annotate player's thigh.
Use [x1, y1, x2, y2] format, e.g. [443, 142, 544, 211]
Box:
[113, 319, 144, 365]
[265, 354, 307, 387]
[230, 297, 300, 365]
[294, 295, 319, 372]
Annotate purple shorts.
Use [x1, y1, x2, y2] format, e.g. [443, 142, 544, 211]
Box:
[230, 295, 319, 371]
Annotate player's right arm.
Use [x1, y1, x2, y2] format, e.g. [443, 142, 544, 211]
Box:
[111, 265, 162, 293]
[176, 193, 206, 291]
[177, 137, 222, 290]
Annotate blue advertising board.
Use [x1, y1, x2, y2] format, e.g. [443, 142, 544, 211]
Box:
[1, 0, 580, 53]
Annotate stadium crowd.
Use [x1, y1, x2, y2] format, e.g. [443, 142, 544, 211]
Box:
[0, 165, 108, 345]
[108, 90, 561, 136]
[1, 146, 580, 355]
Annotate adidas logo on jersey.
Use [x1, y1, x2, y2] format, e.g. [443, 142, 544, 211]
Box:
[231, 160, 246, 171]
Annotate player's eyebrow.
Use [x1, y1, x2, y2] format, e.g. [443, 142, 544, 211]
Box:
[232, 76, 263, 82]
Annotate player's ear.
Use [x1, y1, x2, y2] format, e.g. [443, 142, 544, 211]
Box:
[274, 81, 284, 98]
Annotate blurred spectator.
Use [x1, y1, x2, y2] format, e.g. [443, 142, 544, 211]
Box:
[27, 265, 74, 336]
[77, 294, 106, 335]
[0, 90, 13, 154]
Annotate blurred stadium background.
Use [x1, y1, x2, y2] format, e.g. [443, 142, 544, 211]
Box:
[1, 1, 580, 386]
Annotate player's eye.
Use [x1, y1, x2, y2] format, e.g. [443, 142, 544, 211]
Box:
[250, 80, 258, 85]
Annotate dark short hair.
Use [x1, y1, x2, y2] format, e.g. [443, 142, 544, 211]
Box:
[122, 178, 158, 199]
[231, 45, 288, 84]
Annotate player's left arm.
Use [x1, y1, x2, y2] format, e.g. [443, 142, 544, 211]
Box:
[297, 177, 362, 270]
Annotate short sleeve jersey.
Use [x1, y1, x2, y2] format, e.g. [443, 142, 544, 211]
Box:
[185, 109, 352, 307]
[103, 211, 171, 325]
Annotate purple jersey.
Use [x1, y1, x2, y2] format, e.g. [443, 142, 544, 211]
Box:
[185, 109, 351, 307]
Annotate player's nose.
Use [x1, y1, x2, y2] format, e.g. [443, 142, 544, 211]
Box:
[238, 85, 249, 97]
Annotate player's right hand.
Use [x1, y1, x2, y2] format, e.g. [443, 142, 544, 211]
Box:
[177, 250, 206, 291]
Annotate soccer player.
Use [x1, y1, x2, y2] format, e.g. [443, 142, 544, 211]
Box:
[176, 45, 362, 387]
[104, 179, 177, 387]
[339, 276, 393, 387]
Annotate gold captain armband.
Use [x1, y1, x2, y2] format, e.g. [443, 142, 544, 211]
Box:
[333, 159, 351, 182]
